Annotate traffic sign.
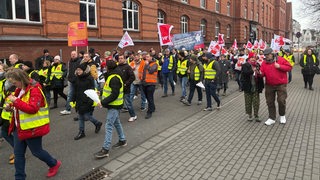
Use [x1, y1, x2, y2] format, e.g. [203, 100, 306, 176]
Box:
[296, 32, 301, 38]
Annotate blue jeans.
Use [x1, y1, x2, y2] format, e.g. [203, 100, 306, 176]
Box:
[142, 85, 156, 114]
[288, 71, 292, 83]
[130, 84, 147, 109]
[124, 93, 135, 117]
[179, 76, 188, 98]
[162, 71, 175, 95]
[13, 130, 57, 180]
[78, 111, 101, 132]
[103, 109, 126, 150]
[204, 80, 220, 108]
[65, 81, 76, 111]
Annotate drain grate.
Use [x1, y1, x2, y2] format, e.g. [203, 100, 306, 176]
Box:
[78, 167, 112, 180]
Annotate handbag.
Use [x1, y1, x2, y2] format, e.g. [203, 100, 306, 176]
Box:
[17, 123, 50, 141]
[313, 66, 320, 74]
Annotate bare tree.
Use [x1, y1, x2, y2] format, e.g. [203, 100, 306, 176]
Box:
[300, 0, 320, 29]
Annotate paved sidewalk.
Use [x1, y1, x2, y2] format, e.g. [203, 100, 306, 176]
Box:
[97, 66, 320, 180]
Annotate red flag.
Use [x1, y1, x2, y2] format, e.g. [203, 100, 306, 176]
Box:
[218, 33, 225, 46]
[157, 23, 174, 46]
[221, 47, 227, 55]
[232, 39, 238, 50]
[274, 35, 285, 46]
[246, 41, 253, 50]
[258, 39, 266, 50]
[118, 31, 134, 48]
[210, 43, 221, 57]
[253, 40, 259, 49]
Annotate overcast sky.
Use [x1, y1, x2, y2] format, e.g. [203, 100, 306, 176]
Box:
[287, 0, 311, 30]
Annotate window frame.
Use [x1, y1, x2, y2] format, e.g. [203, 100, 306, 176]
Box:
[215, 0, 220, 12]
[200, 0, 206, 9]
[227, 2, 231, 16]
[158, 10, 165, 23]
[180, 15, 188, 33]
[244, 26, 247, 40]
[181, 0, 188, 4]
[244, 7, 247, 19]
[200, 19, 207, 37]
[80, 0, 97, 28]
[226, 25, 231, 39]
[0, 0, 42, 23]
[122, 0, 139, 31]
[215, 22, 220, 37]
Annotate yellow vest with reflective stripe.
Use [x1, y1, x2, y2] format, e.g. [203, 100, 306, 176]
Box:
[19, 88, 49, 130]
[0, 79, 4, 103]
[162, 55, 174, 70]
[1, 92, 14, 121]
[177, 59, 188, 75]
[50, 64, 63, 80]
[194, 66, 200, 81]
[283, 54, 294, 66]
[38, 68, 49, 78]
[14, 63, 23, 68]
[156, 60, 162, 71]
[204, 61, 216, 80]
[303, 54, 316, 65]
[102, 74, 124, 106]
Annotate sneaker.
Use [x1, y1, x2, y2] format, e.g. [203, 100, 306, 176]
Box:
[112, 140, 127, 148]
[47, 160, 61, 177]
[128, 116, 137, 122]
[145, 113, 152, 119]
[140, 107, 147, 112]
[248, 115, 253, 121]
[161, 94, 168, 97]
[222, 92, 226, 96]
[280, 116, 286, 124]
[203, 107, 213, 111]
[182, 100, 191, 106]
[255, 116, 261, 122]
[95, 122, 103, 133]
[73, 117, 78, 121]
[60, 110, 71, 115]
[94, 148, 109, 159]
[197, 101, 202, 105]
[265, 118, 275, 126]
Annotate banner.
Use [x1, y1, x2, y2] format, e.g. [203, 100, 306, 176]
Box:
[157, 23, 174, 46]
[258, 39, 266, 50]
[246, 41, 253, 50]
[218, 33, 225, 46]
[232, 39, 238, 50]
[68, 22, 88, 47]
[118, 31, 134, 49]
[208, 41, 221, 57]
[172, 31, 204, 50]
[253, 40, 259, 49]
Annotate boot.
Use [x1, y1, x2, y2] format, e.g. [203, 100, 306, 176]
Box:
[74, 131, 85, 140]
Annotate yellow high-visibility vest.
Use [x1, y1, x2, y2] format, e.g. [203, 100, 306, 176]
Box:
[303, 54, 316, 65]
[283, 54, 295, 66]
[161, 55, 174, 70]
[194, 66, 200, 81]
[204, 61, 217, 80]
[50, 64, 63, 80]
[177, 59, 188, 75]
[1, 92, 14, 122]
[19, 87, 50, 130]
[102, 74, 124, 106]
[156, 60, 162, 71]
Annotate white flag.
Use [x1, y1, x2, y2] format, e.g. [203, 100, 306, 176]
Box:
[118, 31, 134, 48]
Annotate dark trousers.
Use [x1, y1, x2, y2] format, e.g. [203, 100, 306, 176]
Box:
[142, 85, 156, 114]
[1, 120, 14, 147]
[187, 80, 202, 103]
[52, 87, 67, 105]
[265, 84, 287, 120]
[235, 70, 243, 90]
[302, 74, 315, 88]
[204, 80, 220, 108]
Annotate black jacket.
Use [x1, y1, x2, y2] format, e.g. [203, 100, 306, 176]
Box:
[241, 62, 264, 93]
[101, 68, 123, 109]
[116, 63, 135, 94]
[67, 57, 81, 83]
[72, 72, 95, 114]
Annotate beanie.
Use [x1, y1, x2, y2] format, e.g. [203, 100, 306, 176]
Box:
[77, 63, 88, 71]
[23, 61, 33, 69]
[248, 52, 255, 59]
[106, 60, 117, 70]
[205, 53, 213, 59]
[190, 55, 198, 61]
[43, 49, 49, 54]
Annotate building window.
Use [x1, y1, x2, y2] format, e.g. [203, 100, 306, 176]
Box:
[180, 16, 188, 33]
[215, 22, 220, 37]
[244, 7, 247, 19]
[80, 0, 97, 27]
[181, 0, 188, 3]
[256, 12, 259, 22]
[158, 10, 165, 23]
[250, 10, 253, 20]
[227, 2, 231, 16]
[215, 0, 220, 12]
[200, 0, 206, 8]
[122, 0, 139, 31]
[200, 19, 207, 37]
[227, 25, 231, 38]
[244, 26, 247, 39]
[0, 0, 41, 22]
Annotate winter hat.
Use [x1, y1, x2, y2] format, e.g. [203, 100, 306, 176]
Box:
[205, 52, 213, 59]
[43, 49, 49, 54]
[106, 60, 117, 70]
[77, 63, 88, 71]
[248, 52, 256, 59]
[23, 61, 33, 69]
[190, 55, 198, 61]
[263, 48, 273, 55]
[54, 55, 61, 61]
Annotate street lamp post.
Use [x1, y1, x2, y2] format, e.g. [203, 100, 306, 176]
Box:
[296, 32, 302, 63]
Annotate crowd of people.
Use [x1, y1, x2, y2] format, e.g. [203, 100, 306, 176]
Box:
[0, 44, 319, 179]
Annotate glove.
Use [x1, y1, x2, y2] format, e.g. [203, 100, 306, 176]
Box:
[70, 102, 76, 108]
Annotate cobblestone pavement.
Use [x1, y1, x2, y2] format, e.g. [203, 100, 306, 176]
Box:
[100, 66, 320, 180]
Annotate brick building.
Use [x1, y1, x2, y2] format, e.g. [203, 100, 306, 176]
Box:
[0, 0, 292, 62]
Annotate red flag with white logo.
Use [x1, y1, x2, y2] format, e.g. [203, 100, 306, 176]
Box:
[157, 23, 174, 46]
[258, 39, 266, 50]
[246, 41, 253, 50]
[253, 40, 259, 49]
[218, 33, 225, 46]
[232, 39, 238, 50]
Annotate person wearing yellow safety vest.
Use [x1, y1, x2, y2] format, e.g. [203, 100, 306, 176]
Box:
[140, 53, 158, 119]
[203, 53, 221, 111]
[161, 48, 175, 97]
[177, 51, 189, 102]
[283, 49, 295, 83]
[182, 55, 203, 106]
[299, 48, 319, 90]
[0, 64, 15, 164]
[5, 68, 61, 179]
[156, 52, 163, 88]
[21, 61, 40, 83]
[94, 60, 127, 159]
[9, 54, 24, 69]
[38, 60, 52, 106]
[49, 55, 67, 109]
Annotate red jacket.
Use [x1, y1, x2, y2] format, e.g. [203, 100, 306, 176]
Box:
[8, 80, 45, 134]
[260, 56, 292, 86]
